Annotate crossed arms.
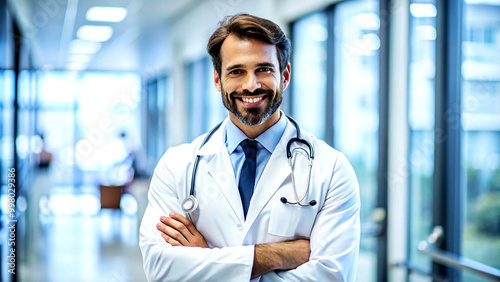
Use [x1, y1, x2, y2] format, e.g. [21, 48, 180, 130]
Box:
[156, 212, 311, 279]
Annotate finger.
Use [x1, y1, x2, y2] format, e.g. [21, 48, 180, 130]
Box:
[169, 212, 197, 235]
[157, 222, 189, 246]
[160, 232, 181, 246]
[160, 216, 193, 240]
[157, 222, 189, 245]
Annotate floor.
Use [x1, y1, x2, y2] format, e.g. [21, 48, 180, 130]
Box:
[20, 212, 147, 282]
[18, 176, 150, 282]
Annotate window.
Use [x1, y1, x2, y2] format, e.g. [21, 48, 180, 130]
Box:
[291, 1, 384, 280]
[461, 2, 500, 281]
[186, 56, 227, 141]
[333, 1, 380, 281]
[407, 1, 437, 278]
[146, 74, 171, 171]
[0, 70, 15, 183]
[186, 58, 209, 141]
[205, 57, 227, 129]
[405, 1, 500, 281]
[291, 12, 328, 140]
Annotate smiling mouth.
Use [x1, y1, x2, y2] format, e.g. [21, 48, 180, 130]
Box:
[241, 96, 263, 103]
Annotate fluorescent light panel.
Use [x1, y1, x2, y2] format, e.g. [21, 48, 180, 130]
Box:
[77, 25, 113, 42]
[410, 3, 437, 17]
[69, 39, 102, 54]
[86, 7, 127, 22]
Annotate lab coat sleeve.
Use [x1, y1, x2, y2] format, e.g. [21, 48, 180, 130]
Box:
[139, 150, 255, 282]
[260, 152, 360, 282]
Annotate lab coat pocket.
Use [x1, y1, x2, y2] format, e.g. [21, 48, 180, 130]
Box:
[268, 199, 316, 237]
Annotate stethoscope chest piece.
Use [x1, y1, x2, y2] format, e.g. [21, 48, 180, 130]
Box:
[182, 195, 199, 213]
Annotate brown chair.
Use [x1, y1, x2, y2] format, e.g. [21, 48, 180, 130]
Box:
[99, 184, 125, 210]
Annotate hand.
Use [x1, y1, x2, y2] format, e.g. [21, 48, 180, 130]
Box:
[156, 212, 209, 248]
[251, 239, 310, 278]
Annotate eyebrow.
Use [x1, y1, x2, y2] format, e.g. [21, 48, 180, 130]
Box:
[256, 62, 276, 69]
[226, 64, 245, 72]
[225, 62, 277, 72]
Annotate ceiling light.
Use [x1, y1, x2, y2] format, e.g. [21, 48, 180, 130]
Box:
[410, 3, 437, 17]
[69, 39, 101, 54]
[86, 7, 127, 22]
[77, 25, 113, 42]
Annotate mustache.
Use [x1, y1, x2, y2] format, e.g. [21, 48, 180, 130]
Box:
[230, 88, 274, 98]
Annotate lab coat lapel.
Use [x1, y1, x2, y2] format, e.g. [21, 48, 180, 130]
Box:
[244, 120, 294, 228]
[199, 120, 245, 223]
[206, 148, 245, 223]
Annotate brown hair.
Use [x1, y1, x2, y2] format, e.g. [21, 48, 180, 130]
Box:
[207, 14, 291, 77]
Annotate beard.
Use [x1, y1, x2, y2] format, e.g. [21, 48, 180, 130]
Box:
[221, 84, 283, 126]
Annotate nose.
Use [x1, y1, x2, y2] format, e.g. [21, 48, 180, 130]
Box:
[241, 72, 261, 93]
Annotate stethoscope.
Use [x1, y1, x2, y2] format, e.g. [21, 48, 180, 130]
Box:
[181, 115, 316, 216]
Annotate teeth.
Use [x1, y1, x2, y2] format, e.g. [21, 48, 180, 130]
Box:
[242, 97, 263, 103]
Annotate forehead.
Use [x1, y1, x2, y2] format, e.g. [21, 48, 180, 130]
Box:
[219, 34, 278, 68]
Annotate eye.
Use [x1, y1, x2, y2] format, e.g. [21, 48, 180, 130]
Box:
[257, 67, 272, 72]
[228, 69, 243, 75]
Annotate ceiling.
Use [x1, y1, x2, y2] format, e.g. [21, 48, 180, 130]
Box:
[9, 0, 199, 71]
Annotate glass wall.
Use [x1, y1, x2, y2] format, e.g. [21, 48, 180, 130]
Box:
[205, 57, 229, 129]
[334, 0, 380, 226]
[333, 1, 380, 281]
[291, 12, 328, 140]
[0, 69, 14, 282]
[461, 2, 500, 281]
[186, 56, 227, 142]
[146, 74, 171, 172]
[407, 1, 437, 280]
[291, 1, 382, 280]
[0, 71, 15, 183]
[186, 58, 209, 141]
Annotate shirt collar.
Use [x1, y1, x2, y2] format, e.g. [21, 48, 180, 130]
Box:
[226, 111, 287, 154]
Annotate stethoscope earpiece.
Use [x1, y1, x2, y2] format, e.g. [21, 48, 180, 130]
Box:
[280, 197, 317, 207]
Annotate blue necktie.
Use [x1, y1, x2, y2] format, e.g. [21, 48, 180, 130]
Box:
[239, 139, 258, 218]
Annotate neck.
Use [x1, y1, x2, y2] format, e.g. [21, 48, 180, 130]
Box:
[230, 110, 281, 139]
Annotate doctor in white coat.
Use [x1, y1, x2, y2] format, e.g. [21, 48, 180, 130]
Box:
[140, 14, 360, 281]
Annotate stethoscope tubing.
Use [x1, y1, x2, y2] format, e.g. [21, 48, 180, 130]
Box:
[286, 147, 314, 206]
[184, 115, 316, 216]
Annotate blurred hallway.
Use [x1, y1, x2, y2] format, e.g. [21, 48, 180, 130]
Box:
[19, 181, 149, 282]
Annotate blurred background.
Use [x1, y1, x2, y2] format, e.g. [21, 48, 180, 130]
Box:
[0, 0, 499, 281]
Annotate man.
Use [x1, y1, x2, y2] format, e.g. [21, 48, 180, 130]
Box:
[140, 14, 360, 281]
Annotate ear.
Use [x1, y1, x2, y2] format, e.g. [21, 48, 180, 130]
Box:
[214, 69, 221, 92]
[281, 63, 291, 91]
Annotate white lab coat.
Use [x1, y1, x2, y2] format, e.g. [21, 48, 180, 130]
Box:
[140, 117, 360, 281]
